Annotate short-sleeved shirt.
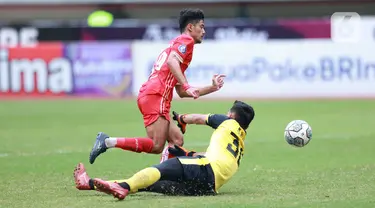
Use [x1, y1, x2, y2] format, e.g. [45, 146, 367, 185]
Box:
[139, 34, 195, 104]
[204, 114, 247, 192]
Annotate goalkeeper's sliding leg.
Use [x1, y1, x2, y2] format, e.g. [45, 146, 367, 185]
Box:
[74, 157, 216, 200]
[75, 158, 187, 200]
[93, 158, 184, 200]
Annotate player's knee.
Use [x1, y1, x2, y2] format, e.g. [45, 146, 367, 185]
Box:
[151, 143, 164, 154]
[151, 132, 168, 154]
[169, 132, 184, 147]
[151, 134, 166, 154]
[173, 137, 184, 147]
[146, 116, 169, 154]
[172, 130, 184, 146]
[168, 123, 184, 146]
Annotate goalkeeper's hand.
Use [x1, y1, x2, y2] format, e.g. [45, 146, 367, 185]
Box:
[168, 145, 196, 157]
[172, 111, 187, 134]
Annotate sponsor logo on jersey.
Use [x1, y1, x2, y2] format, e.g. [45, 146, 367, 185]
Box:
[178, 44, 186, 54]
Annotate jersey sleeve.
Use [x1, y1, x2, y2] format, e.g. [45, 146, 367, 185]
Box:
[205, 114, 231, 129]
[170, 36, 194, 63]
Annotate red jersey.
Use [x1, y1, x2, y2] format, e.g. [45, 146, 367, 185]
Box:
[139, 34, 195, 103]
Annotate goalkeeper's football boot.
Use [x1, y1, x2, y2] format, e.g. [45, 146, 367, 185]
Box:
[89, 132, 109, 164]
[73, 163, 91, 190]
[93, 178, 129, 200]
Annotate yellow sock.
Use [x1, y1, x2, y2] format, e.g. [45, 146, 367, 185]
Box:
[123, 167, 161, 192]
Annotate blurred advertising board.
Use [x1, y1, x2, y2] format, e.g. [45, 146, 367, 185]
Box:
[2, 38, 374, 99]
[0, 42, 72, 97]
[0, 18, 330, 46]
[358, 17, 375, 41]
[0, 42, 133, 97]
[133, 40, 375, 98]
[0, 0, 340, 4]
[81, 19, 330, 41]
[65, 42, 133, 97]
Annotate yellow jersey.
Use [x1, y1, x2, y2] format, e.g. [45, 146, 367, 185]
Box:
[203, 114, 246, 192]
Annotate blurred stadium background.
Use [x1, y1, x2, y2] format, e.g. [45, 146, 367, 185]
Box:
[0, 0, 375, 98]
[1, 0, 375, 208]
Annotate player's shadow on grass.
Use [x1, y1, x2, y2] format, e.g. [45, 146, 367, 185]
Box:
[113, 191, 243, 202]
[75, 190, 245, 202]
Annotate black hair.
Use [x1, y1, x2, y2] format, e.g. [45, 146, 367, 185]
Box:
[230, 100, 255, 130]
[179, 8, 205, 33]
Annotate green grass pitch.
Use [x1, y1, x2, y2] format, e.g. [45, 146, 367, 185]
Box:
[1, 99, 375, 208]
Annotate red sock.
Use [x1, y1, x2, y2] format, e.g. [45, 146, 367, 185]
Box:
[115, 138, 154, 153]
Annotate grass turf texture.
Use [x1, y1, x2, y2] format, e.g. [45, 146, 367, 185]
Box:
[1, 99, 375, 208]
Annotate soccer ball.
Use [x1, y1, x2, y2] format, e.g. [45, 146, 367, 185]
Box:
[284, 120, 312, 147]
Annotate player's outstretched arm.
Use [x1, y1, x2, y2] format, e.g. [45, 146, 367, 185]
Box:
[167, 54, 199, 98]
[172, 111, 207, 134]
[173, 111, 229, 129]
[174, 74, 225, 98]
[167, 54, 188, 86]
[175, 85, 216, 98]
[173, 111, 208, 125]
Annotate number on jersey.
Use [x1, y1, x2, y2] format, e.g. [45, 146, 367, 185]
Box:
[151, 51, 168, 75]
[226, 132, 244, 166]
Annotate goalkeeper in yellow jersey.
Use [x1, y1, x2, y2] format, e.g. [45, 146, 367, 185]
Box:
[74, 100, 255, 200]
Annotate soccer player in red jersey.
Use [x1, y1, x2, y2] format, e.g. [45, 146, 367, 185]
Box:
[88, 8, 225, 165]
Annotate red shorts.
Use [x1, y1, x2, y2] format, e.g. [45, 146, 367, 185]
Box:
[137, 94, 171, 127]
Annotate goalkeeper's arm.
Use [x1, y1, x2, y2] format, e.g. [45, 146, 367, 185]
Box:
[173, 111, 230, 129]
